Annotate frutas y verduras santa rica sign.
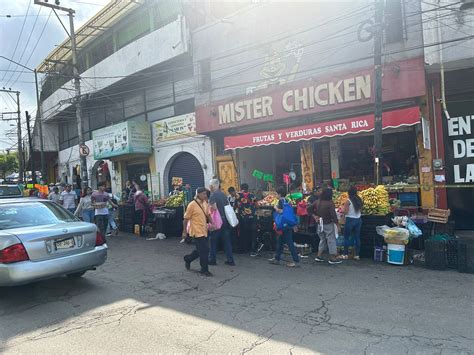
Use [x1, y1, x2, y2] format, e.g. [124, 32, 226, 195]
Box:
[447, 115, 474, 183]
[196, 57, 426, 134]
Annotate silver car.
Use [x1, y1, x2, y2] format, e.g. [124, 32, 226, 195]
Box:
[0, 198, 107, 286]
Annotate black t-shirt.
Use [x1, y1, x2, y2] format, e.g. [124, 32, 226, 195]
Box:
[210, 190, 229, 223]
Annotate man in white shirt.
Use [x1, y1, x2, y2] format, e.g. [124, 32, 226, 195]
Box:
[48, 186, 61, 204]
[60, 184, 78, 213]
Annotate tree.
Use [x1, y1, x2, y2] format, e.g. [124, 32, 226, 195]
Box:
[0, 154, 18, 180]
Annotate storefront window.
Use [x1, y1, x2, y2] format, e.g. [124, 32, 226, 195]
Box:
[124, 91, 145, 118]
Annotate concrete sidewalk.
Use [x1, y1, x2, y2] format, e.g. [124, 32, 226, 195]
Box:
[1, 233, 473, 354]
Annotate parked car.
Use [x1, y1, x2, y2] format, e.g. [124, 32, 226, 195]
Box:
[0, 198, 107, 286]
[0, 185, 23, 199]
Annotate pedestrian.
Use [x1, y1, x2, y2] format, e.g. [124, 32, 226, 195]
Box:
[208, 178, 235, 266]
[183, 183, 193, 207]
[91, 182, 110, 236]
[236, 183, 257, 255]
[182, 187, 213, 276]
[269, 186, 300, 268]
[75, 187, 95, 223]
[134, 184, 150, 237]
[127, 180, 138, 204]
[124, 180, 132, 199]
[106, 189, 119, 236]
[313, 188, 342, 265]
[60, 184, 78, 214]
[227, 186, 238, 209]
[48, 186, 61, 204]
[340, 186, 363, 260]
[307, 185, 321, 206]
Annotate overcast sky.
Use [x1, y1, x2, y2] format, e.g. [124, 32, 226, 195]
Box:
[0, 0, 110, 151]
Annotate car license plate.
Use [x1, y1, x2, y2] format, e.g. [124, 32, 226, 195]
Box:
[55, 237, 75, 250]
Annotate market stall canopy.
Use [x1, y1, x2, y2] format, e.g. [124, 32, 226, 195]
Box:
[224, 106, 420, 150]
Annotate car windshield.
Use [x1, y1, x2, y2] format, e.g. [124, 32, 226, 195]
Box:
[0, 186, 21, 197]
[0, 201, 79, 230]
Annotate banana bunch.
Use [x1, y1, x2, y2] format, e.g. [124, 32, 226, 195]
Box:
[165, 192, 185, 207]
[360, 185, 390, 215]
[333, 191, 348, 209]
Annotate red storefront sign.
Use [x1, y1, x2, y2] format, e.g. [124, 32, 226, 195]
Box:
[197, 57, 425, 134]
[224, 106, 420, 150]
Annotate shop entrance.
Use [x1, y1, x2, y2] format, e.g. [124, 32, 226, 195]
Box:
[167, 152, 204, 194]
[127, 161, 150, 190]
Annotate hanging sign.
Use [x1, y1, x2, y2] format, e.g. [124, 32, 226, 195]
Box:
[252, 170, 264, 179]
[446, 115, 474, 183]
[263, 174, 274, 182]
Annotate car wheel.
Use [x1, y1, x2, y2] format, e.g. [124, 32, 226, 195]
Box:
[66, 271, 87, 279]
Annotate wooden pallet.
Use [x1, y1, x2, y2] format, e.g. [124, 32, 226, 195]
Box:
[427, 208, 450, 224]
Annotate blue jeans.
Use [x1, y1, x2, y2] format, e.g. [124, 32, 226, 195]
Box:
[275, 228, 300, 263]
[209, 223, 234, 263]
[82, 209, 95, 223]
[344, 217, 362, 256]
[106, 209, 118, 234]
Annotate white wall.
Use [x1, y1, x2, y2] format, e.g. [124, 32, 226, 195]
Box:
[423, 1, 474, 71]
[154, 136, 213, 196]
[58, 139, 117, 192]
[42, 16, 188, 120]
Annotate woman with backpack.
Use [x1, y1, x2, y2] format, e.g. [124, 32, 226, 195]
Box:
[340, 186, 363, 260]
[269, 186, 300, 268]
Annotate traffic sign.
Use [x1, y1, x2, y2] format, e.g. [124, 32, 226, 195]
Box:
[79, 144, 90, 157]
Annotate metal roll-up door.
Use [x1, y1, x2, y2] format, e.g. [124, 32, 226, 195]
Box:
[168, 152, 205, 194]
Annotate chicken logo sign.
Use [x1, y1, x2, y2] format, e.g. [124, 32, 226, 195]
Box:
[246, 41, 304, 94]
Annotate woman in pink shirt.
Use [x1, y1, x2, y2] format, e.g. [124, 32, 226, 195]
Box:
[134, 184, 150, 237]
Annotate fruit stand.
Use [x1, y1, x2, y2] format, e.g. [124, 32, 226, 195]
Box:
[151, 192, 185, 237]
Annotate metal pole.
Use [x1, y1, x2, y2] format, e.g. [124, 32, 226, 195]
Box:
[34, 69, 46, 183]
[68, 11, 88, 189]
[373, 0, 383, 184]
[16, 92, 24, 184]
[25, 111, 35, 183]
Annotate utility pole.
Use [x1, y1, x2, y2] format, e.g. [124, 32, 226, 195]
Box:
[34, 0, 88, 188]
[373, 0, 384, 185]
[0, 89, 22, 182]
[0, 56, 46, 183]
[25, 111, 35, 183]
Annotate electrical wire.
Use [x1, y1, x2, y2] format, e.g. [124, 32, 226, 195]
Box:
[0, 0, 31, 83]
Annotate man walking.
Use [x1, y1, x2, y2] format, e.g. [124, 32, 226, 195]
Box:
[208, 178, 235, 266]
[48, 186, 61, 204]
[91, 182, 110, 236]
[236, 183, 257, 255]
[59, 184, 77, 214]
[182, 187, 212, 276]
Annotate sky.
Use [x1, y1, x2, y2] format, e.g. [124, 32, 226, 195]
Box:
[0, 0, 110, 151]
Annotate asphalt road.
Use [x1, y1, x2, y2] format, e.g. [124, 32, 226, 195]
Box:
[1, 233, 473, 354]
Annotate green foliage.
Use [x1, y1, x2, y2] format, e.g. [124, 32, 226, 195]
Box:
[0, 154, 18, 179]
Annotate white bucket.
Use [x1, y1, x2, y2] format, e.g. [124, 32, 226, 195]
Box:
[387, 243, 405, 265]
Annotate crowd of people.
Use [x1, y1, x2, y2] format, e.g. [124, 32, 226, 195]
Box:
[181, 178, 364, 277]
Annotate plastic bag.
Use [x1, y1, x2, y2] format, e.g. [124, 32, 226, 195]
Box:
[208, 208, 223, 231]
[376, 225, 410, 245]
[225, 204, 239, 228]
[407, 219, 422, 237]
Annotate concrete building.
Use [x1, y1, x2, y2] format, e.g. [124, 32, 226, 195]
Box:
[422, 0, 474, 229]
[33, 0, 211, 198]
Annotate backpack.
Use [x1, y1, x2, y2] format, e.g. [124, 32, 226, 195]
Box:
[274, 198, 298, 230]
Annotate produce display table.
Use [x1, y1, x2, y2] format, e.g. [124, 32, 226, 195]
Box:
[152, 206, 183, 238]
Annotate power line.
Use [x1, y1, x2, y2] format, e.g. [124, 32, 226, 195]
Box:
[0, 0, 31, 84]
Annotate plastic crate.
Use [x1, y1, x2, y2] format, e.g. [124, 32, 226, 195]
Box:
[425, 239, 447, 270]
[398, 193, 419, 207]
[446, 239, 458, 269]
[457, 239, 474, 274]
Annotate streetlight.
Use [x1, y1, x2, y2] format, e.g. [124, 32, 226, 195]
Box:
[0, 56, 46, 183]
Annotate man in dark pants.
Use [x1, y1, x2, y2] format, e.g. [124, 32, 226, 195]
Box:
[236, 183, 258, 256]
[208, 178, 235, 266]
[182, 187, 212, 276]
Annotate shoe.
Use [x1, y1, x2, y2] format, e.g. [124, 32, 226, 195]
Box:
[208, 261, 217, 266]
[224, 261, 236, 266]
[354, 256, 360, 261]
[250, 252, 258, 257]
[286, 262, 298, 268]
[106, 233, 112, 237]
[269, 258, 280, 265]
[314, 256, 325, 262]
[328, 259, 343, 265]
[200, 271, 213, 277]
[338, 255, 348, 260]
[184, 257, 190, 271]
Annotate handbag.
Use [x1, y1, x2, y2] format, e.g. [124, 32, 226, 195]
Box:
[208, 208, 223, 231]
[225, 204, 239, 227]
[296, 200, 308, 216]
